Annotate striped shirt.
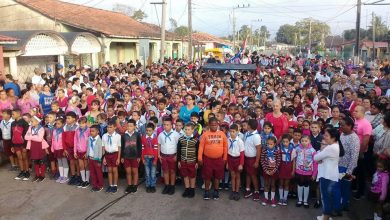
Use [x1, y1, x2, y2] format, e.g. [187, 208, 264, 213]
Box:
[177, 135, 199, 163]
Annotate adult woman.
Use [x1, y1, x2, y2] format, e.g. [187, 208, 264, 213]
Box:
[314, 128, 344, 220]
[179, 94, 200, 124]
[337, 117, 360, 211]
[17, 89, 38, 115]
[39, 84, 55, 115]
[373, 112, 390, 156]
[265, 99, 288, 139]
[85, 100, 100, 126]
[326, 106, 341, 129]
[56, 89, 68, 110]
[293, 94, 303, 116]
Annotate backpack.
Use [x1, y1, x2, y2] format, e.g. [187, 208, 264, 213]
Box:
[12, 125, 25, 144]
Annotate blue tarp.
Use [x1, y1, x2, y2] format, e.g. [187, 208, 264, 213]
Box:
[203, 63, 257, 71]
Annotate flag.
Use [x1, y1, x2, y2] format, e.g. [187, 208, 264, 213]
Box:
[230, 38, 247, 64]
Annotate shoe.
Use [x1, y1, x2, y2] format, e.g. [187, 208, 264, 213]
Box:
[342, 206, 350, 212]
[150, 187, 156, 193]
[53, 172, 60, 180]
[234, 192, 240, 201]
[314, 200, 321, 208]
[316, 215, 333, 220]
[296, 201, 303, 207]
[282, 200, 288, 206]
[14, 171, 24, 180]
[331, 211, 343, 217]
[111, 186, 118, 194]
[82, 181, 90, 188]
[303, 202, 309, 208]
[291, 192, 297, 198]
[105, 186, 112, 193]
[278, 199, 283, 205]
[253, 191, 260, 201]
[244, 190, 253, 198]
[146, 187, 151, 193]
[31, 176, 40, 182]
[182, 188, 190, 198]
[132, 185, 138, 193]
[125, 185, 132, 194]
[56, 176, 63, 183]
[60, 177, 69, 184]
[37, 176, 45, 182]
[168, 185, 175, 195]
[92, 187, 103, 192]
[223, 183, 229, 190]
[271, 199, 277, 207]
[213, 190, 220, 200]
[22, 172, 30, 181]
[162, 185, 169, 194]
[73, 176, 81, 186]
[188, 188, 195, 198]
[76, 181, 83, 188]
[203, 190, 210, 200]
[261, 198, 268, 206]
[353, 193, 362, 200]
[68, 176, 75, 185]
[229, 191, 235, 200]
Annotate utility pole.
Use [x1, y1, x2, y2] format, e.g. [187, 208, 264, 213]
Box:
[372, 12, 375, 60]
[355, 0, 361, 63]
[232, 4, 250, 53]
[188, 0, 192, 61]
[308, 19, 312, 57]
[151, 1, 167, 64]
[250, 19, 261, 52]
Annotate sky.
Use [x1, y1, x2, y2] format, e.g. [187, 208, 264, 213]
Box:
[63, 0, 390, 39]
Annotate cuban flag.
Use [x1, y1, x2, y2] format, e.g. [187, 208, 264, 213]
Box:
[230, 38, 247, 64]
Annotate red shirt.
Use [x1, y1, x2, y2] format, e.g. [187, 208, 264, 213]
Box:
[141, 136, 159, 163]
[86, 95, 96, 111]
[265, 112, 288, 139]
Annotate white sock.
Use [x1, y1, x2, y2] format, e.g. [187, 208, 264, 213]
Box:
[246, 187, 250, 191]
[80, 170, 86, 182]
[58, 166, 64, 177]
[303, 186, 310, 203]
[63, 167, 69, 178]
[284, 190, 289, 200]
[271, 191, 275, 200]
[297, 186, 303, 202]
[264, 191, 269, 200]
[86, 170, 90, 182]
[279, 188, 284, 200]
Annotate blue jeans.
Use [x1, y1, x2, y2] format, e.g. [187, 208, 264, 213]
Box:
[144, 156, 156, 187]
[320, 177, 341, 215]
[336, 166, 352, 209]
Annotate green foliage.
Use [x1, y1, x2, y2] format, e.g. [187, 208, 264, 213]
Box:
[131, 9, 147, 21]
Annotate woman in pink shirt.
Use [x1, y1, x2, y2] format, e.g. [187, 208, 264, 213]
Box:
[0, 90, 13, 120]
[56, 89, 68, 111]
[17, 89, 39, 115]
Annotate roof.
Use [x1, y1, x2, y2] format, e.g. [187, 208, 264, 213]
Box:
[324, 36, 344, 48]
[192, 32, 232, 46]
[341, 39, 388, 48]
[15, 0, 167, 39]
[139, 22, 178, 41]
[0, 30, 67, 51]
[0, 34, 18, 44]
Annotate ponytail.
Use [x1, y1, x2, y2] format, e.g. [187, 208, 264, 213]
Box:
[326, 127, 345, 157]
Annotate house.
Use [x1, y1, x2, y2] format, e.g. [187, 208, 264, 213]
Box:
[340, 39, 389, 61]
[0, 0, 186, 82]
[191, 32, 233, 60]
[0, 34, 18, 79]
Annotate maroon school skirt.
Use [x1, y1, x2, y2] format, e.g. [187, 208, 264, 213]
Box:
[53, 149, 64, 159]
[3, 139, 13, 157]
[30, 141, 45, 160]
[279, 161, 294, 179]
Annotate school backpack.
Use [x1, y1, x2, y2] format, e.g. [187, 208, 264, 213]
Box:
[12, 125, 25, 144]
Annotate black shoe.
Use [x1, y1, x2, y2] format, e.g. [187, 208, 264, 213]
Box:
[162, 185, 169, 194]
[223, 183, 229, 190]
[132, 185, 138, 193]
[22, 172, 30, 181]
[229, 191, 235, 200]
[303, 202, 309, 209]
[31, 176, 40, 182]
[234, 192, 240, 201]
[343, 206, 350, 212]
[105, 186, 112, 193]
[92, 187, 103, 192]
[37, 176, 45, 182]
[296, 201, 303, 207]
[188, 188, 195, 198]
[182, 188, 190, 198]
[213, 190, 220, 200]
[14, 171, 24, 180]
[168, 185, 175, 195]
[73, 176, 81, 186]
[203, 190, 210, 200]
[150, 187, 156, 193]
[82, 181, 90, 188]
[68, 176, 75, 185]
[111, 186, 118, 194]
[353, 193, 362, 200]
[125, 185, 132, 194]
[76, 181, 84, 188]
[313, 200, 321, 208]
[146, 187, 151, 193]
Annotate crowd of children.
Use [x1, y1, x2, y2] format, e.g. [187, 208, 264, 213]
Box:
[0, 56, 390, 219]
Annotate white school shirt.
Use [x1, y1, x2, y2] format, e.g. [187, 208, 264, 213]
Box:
[244, 130, 261, 157]
[228, 137, 245, 157]
[0, 119, 14, 140]
[102, 132, 121, 153]
[158, 129, 180, 155]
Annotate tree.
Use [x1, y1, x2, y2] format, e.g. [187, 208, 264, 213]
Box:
[131, 9, 147, 21]
[342, 28, 368, 41]
[276, 24, 297, 44]
[174, 26, 189, 39]
[169, 18, 178, 32]
[295, 18, 330, 46]
[367, 15, 389, 42]
[112, 3, 135, 17]
[238, 25, 251, 40]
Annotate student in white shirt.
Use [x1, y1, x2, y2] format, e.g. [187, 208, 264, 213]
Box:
[0, 109, 16, 170]
[102, 122, 122, 194]
[158, 117, 180, 195]
[227, 124, 245, 201]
